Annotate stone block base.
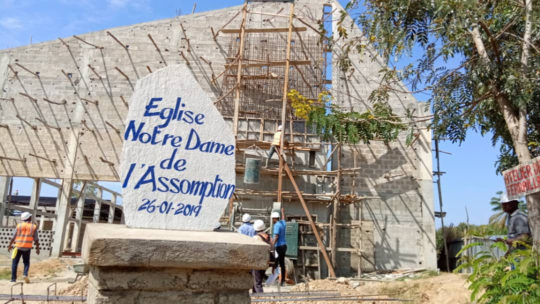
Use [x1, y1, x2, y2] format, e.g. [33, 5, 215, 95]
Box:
[88, 269, 251, 304]
[82, 224, 268, 304]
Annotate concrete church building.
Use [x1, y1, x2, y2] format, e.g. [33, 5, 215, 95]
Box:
[0, 0, 436, 278]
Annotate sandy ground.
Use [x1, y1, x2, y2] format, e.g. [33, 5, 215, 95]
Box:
[283, 272, 472, 304]
[0, 252, 85, 303]
[0, 255, 471, 303]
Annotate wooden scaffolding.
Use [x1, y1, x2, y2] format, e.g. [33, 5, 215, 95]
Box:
[215, 2, 369, 279]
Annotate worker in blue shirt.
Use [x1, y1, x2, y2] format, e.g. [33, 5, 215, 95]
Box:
[238, 213, 256, 237]
[271, 211, 287, 286]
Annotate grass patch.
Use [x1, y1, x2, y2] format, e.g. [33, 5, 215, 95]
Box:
[0, 268, 11, 280]
[395, 270, 439, 281]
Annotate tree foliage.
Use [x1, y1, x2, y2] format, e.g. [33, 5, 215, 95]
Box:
[288, 89, 407, 144]
[455, 243, 540, 303]
[340, 0, 539, 173]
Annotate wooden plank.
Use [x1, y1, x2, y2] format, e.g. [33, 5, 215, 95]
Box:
[226, 74, 280, 79]
[221, 27, 307, 33]
[259, 118, 264, 141]
[236, 165, 337, 176]
[276, 147, 336, 278]
[299, 246, 359, 253]
[331, 144, 342, 268]
[225, 60, 311, 68]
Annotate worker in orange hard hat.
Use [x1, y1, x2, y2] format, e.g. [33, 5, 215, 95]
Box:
[8, 212, 40, 283]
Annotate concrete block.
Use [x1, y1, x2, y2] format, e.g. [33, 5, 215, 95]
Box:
[88, 287, 216, 304]
[188, 270, 252, 291]
[82, 223, 269, 270]
[89, 267, 190, 291]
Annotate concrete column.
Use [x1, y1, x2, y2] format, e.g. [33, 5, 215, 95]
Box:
[39, 207, 46, 230]
[415, 103, 437, 270]
[93, 189, 102, 223]
[82, 224, 268, 304]
[51, 178, 74, 257]
[108, 195, 116, 224]
[28, 178, 41, 220]
[0, 176, 11, 227]
[0, 57, 12, 225]
[50, 45, 87, 257]
[63, 221, 73, 251]
[51, 183, 63, 232]
[71, 190, 87, 252]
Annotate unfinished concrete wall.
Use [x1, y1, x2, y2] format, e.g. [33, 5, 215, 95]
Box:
[0, 1, 325, 180]
[0, 0, 435, 274]
[330, 1, 436, 273]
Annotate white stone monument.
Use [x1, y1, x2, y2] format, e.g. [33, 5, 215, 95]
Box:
[120, 64, 235, 231]
[84, 65, 266, 304]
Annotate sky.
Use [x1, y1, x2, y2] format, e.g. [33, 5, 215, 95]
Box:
[0, 0, 506, 226]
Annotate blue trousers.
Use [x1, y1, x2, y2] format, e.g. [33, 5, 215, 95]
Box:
[11, 249, 31, 281]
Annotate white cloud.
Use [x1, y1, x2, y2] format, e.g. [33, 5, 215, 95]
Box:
[0, 17, 23, 30]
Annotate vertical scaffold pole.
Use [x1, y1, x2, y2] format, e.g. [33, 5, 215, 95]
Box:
[277, 2, 295, 203]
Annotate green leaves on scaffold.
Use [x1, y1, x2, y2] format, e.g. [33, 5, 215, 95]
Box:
[288, 89, 407, 144]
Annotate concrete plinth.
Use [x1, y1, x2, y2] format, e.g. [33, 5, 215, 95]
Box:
[82, 224, 268, 304]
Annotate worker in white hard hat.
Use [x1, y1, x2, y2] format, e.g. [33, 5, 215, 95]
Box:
[238, 213, 256, 237]
[266, 125, 283, 168]
[251, 220, 275, 293]
[496, 192, 530, 255]
[8, 212, 40, 283]
[271, 211, 287, 286]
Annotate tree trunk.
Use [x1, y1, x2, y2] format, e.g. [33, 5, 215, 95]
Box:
[526, 192, 540, 248]
[471, 23, 538, 247]
[494, 95, 539, 248]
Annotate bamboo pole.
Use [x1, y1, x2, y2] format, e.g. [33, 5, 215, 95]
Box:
[276, 147, 336, 278]
[278, 2, 295, 203]
[331, 143, 341, 274]
[232, 2, 248, 136]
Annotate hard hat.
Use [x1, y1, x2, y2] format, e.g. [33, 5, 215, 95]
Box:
[254, 219, 266, 232]
[242, 213, 252, 223]
[277, 125, 282, 131]
[21, 212, 31, 221]
[271, 211, 280, 218]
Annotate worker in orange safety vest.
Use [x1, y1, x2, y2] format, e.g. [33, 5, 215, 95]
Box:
[8, 212, 40, 283]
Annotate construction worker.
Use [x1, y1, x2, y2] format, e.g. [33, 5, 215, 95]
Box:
[252, 219, 274, 293]
[265, 125, 282, 167]
[271, 211, 287, 286]
[496, 193, 531, 255]
[238, 213, 256, 237]
[8, 212, 40, 283]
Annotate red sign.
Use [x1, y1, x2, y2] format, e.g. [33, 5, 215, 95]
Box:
[503, 156, 540, 199]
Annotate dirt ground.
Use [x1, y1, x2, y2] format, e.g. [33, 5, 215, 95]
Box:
[0, 256, 471, 303]
[286, 272, 472, 304]
[0, 255, 85, 303]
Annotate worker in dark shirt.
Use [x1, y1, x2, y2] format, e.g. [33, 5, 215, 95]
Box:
[496, 193, 531, 255]
[271, 211, 287, 286]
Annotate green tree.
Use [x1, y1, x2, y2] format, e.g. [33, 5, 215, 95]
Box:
[338, 0, 539, 246]
[489, 190, 528, 229]
[489, 191, 507, 229]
